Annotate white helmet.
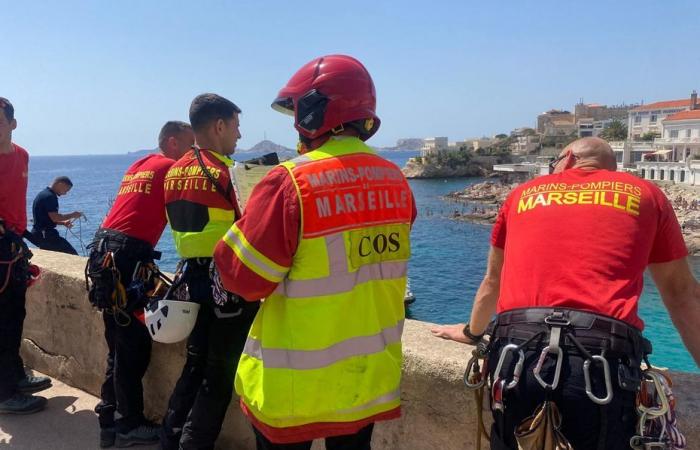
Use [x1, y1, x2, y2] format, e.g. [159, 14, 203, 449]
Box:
[144, 300, 200, 344]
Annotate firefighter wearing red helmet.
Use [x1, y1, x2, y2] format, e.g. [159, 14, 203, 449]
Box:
[213, 55, 417, 449]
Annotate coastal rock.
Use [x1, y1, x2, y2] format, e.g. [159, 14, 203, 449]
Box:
[402, 158, 486, 179]
[445, 181, 516, 204]
[658, 183, 700, 256]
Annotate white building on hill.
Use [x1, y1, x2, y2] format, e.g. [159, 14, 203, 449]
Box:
[635, 109, 700, 184]
[420, 137, 448, 156]
[628, 91, 698, 140]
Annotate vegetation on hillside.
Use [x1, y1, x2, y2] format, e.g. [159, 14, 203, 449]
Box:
[599, 119, 628, 141]
[640, 131, 661, 142]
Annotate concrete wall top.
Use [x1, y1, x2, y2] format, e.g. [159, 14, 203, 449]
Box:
[19, 249, 700, 449]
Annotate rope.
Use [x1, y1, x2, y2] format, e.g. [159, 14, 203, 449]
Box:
[472, 382, 490, 448]
[64, 215, 88, 256]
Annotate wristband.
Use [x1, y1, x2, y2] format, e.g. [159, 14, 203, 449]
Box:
[462, 324, 484, 342]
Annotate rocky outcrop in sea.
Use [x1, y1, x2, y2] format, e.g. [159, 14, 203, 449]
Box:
[658, 183, 700, 255]
[402, 158, 487, 178]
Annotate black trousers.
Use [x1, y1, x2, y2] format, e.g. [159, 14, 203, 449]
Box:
[96, 311, 152, 432]
[30, 229, 78, 255]
[488, 338, 638, 450]
[91, 235, 153, 432]
[160, 261, 258, 450]
[252, 424, 375, 450]
[0, 281, 28, 402]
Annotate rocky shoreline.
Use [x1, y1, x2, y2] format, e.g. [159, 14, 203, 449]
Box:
[402, 158, 488, 179]
[444, 180, 700, 255]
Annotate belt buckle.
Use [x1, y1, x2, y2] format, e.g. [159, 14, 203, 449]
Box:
[544, 311, 570, 327]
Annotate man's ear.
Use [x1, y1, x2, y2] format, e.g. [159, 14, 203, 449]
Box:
[564, 150, 577, 169]
[10, 119, 17, 131]
[215, 118, 225, 135]
[167, 136, 177, 151]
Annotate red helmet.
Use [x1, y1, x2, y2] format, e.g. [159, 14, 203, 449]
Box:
[272, 55, 380, 141]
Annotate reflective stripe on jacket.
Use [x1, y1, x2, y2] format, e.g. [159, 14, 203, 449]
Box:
[228, 137, 413, 442]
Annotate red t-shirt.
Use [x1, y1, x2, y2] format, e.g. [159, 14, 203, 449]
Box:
[0, 144, 29, 234]
[491, 168, 688, 329]
[101, 153, 175, 247]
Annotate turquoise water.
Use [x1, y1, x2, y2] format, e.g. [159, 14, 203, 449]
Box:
[25, 151, 698, 373]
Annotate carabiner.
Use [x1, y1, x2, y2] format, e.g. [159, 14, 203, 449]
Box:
[583, 355, 613, 405]
[533, 345, 564, 391]
[638, 370, 670, 417]
[463, 355, 485, 390]
[629, 435, 669, 450]
[493, 344, 525, 390]
[491, 378, 506, 411]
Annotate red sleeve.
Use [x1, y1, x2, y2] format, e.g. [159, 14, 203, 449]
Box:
[410, 193, 417, 226]
[648, 187, 688, 264]
[490, 193, 513, 248]
[213, 167, 300, 300]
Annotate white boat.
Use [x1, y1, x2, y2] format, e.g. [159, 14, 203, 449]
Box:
[404, 278, 416, 306]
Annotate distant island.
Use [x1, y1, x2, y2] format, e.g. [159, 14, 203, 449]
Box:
[128, 138, 420, 159]
[127, 140, 297, 160]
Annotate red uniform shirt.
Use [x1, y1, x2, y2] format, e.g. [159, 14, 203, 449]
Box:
[0, 144, 29, 234]
[492, 168, 687, 330]
[101, 153, 175, 247]
[163, 149, 239, 216]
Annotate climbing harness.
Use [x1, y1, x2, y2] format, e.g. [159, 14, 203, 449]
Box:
[463, 308, 680, 449]
[0, 222, 33, 294]
[629, 367, 686, 450]
[85, 230, 166, 326]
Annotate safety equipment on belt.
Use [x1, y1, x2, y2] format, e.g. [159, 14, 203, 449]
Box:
[463, 340, 491, 449]
[0, 220, 33, 293]
[462, 308, 677, 450]
[271, 54, 380, 141]
[26, 264, 41, 288]
[85, 229, 163, 326]
[630, 368, 686, 450]
[514, 401, 574, 450]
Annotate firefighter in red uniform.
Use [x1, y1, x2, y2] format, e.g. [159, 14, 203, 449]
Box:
[213, 56, 416, 449]
[86, 121, 194, 447]
[0, 97, 52, 415]
[433, 137, 700, 449]
[160, 94, 259, 450]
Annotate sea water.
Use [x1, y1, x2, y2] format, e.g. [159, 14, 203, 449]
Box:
[25, 151, 698, 373]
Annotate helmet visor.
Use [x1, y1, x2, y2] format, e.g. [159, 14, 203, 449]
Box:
[271, 96, 295, 116]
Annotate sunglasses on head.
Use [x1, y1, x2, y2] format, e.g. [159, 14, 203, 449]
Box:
[548, 153, 579, 174]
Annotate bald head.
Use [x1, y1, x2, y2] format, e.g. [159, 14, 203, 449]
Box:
[560, 137, 617, 171]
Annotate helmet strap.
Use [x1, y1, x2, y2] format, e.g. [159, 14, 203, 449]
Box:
[298, 133, 331, 153]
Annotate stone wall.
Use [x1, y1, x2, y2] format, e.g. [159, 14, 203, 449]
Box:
[20, 250, 700, 449]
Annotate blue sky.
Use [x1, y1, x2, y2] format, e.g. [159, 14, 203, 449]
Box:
[4, 0, 699, 155]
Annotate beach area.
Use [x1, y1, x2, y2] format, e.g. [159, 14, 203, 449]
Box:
[445, 179, 700, 255]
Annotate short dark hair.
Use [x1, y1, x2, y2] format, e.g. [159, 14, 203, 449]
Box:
[158, 121, 192, 149]
[53, 176, 73, 187]
[0, 97, 14, 122]
[189, 93, 241, 132]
